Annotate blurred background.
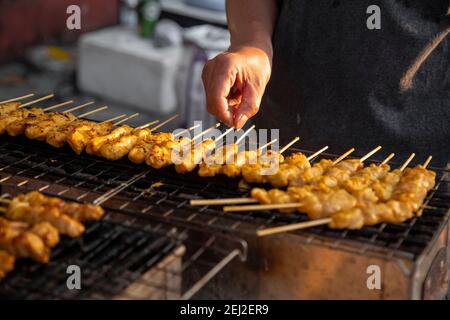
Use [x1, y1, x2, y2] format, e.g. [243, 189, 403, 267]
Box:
[0, 0, 229, 129]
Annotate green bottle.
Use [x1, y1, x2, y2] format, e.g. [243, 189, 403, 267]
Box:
[139, 0, 161, 38]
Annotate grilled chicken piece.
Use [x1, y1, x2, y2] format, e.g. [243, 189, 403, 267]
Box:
[16, 191, 104, 222]
[98, 128, 150, 161]
[6, 199, 85, 238]
[0, 102, 21, 116]
[24, 113, 78, 140]
[128, 132, 174, 164]
[67, 122, 113, 155]
[4, 218, 60, 249]
[46, 119, 93, 148]
[0, 108, 44, 135]
[0, 250, 15, 279]
[146, 137, 191, 169]
[175, 139, 216, 174]
[86, 125, 133, 156]
[0, 217, 50, 263]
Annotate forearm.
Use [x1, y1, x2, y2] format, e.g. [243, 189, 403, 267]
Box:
[226, 0, 278, 61]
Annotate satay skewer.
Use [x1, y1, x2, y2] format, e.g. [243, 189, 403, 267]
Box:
[61, 101, 95, 113]
[0, 93, 35, 104]
[253, 153, 421, 236]
[173, 124, 201, 138]
[307, 146, 329, 161]
[39, 100, 74, 112]
[141, 114, 179, 131]
[76, 106, 109, 118]
[113, 113, 140, 126]
[18, 94, 54, 108]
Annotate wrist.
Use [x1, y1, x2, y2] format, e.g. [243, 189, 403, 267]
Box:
[229, 35, 273, 63]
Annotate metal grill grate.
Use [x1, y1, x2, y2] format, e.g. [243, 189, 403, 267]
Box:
[0, 136, 449, 263]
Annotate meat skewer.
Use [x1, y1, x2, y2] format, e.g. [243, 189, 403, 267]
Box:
[94, 114, 179, 161]
[254, 154, 426, 236]
[0, 93, 34, 104]
[17, 94, 54, 109]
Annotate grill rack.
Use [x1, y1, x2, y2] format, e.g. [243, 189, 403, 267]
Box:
[0, 136, 449, 264]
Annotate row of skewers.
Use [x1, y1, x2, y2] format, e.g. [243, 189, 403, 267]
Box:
[0, 191, 105, 279]
[0, 94, 439, 239]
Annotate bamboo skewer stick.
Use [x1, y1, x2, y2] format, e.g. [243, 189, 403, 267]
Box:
[144, 114, 179, 131]
[235, 125, 256, 145]
[190, 197, 257, 206]
[0, 93, 35, 104]
[259, 139, 278, 152]
[423, 156, 432, 169]
[225, 203, 302, 212]
[102, 114, 127, 123]
[136, 120, 160, 130]
[332, 148, 355, 165]
[359, 146, 382, 162]
[113, 113, 139, 126]
[400, 153, 415, 172]
[215, 127, 234, 142]
[280, 137, 300, 154]
[256, 218, 332, 237]
[307, 146, 329, 161]
[18, 94, 54, 108]
[39, 100, 74, 112]
[78, 106, 108, 118]
[192, 123, 221, 141]
[61, 101, 94, 113]
[173, 124, 201, 138]
[381, 153, 395, 165]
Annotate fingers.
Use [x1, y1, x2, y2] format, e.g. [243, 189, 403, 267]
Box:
[202, 55, 235, 127]
[233, 84, 260, 128]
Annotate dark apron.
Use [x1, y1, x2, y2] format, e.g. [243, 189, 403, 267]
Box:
[254, 0, 450, 166]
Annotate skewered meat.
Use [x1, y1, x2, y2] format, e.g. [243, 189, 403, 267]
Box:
[5, 198, 85, 238]
[0, 250, 15, 279]
[146, 137, 191, 169]
[19, 191, 104, 221]
[86, 125, 133, 156]
[175, 139, 216, 174]
[67, 122, 113, 155]
[330, 166, 436, 229]
[0, 108, 44, 135]
[46, 119, 94, 148]
[128, 132, 174, 164]
[25, 113, 78, 140]
[0, 102, 21, 117]
[0, 217, 50, 263]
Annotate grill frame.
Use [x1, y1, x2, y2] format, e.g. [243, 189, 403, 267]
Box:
[0, 135, 448, 299]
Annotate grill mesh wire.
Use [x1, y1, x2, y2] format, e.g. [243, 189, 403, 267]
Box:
[0, 135, 449, 297]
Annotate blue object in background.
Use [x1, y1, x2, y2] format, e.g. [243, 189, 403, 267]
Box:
[185, 0, 225, 12]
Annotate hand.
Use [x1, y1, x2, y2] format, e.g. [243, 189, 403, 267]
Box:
[202, 46, 272, 128]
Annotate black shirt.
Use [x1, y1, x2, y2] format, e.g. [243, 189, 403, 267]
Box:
[255, 0, 450, 166]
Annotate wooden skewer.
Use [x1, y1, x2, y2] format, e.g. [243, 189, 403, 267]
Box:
[191, 197, 257, 206]
[400, 153, 415, 172]
[18, 94, 54, 108]
[192, 123, 221, 141]
[423, 155, 432, 169]
[146, 114, 179, 131]
[173, 124, 201, 138]
[136, 120, 160, 130]
[381, 153, 395, 165]
[215, 127, 234, 142]
[61, 101, 95, 113]
[359, 146, 382, 162]
[307, 146, 329, 161]
[113, 113, 139, 126]
[0, 93, 35, 104]
[101, 114, 127, 123]
[78, 106, 108, 118]
[43, 100, 77, 112]
[332, 148, 355, 165]
[259, 139, 278, 151]
[280, 137, 300, 154]
[224, 203, 302, 212]
[235, 125, 256, 145]
[256, 218, 332, 237]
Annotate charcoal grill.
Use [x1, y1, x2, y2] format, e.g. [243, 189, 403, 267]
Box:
[0, 135, 448, 299]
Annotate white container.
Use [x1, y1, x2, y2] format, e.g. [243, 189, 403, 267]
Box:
[78, 26, 182, 114]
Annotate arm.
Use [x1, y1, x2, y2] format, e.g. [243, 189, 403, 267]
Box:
[202, 0, 278, 128]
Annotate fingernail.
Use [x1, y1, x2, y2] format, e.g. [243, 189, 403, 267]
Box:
[235, 114, 248, 128]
